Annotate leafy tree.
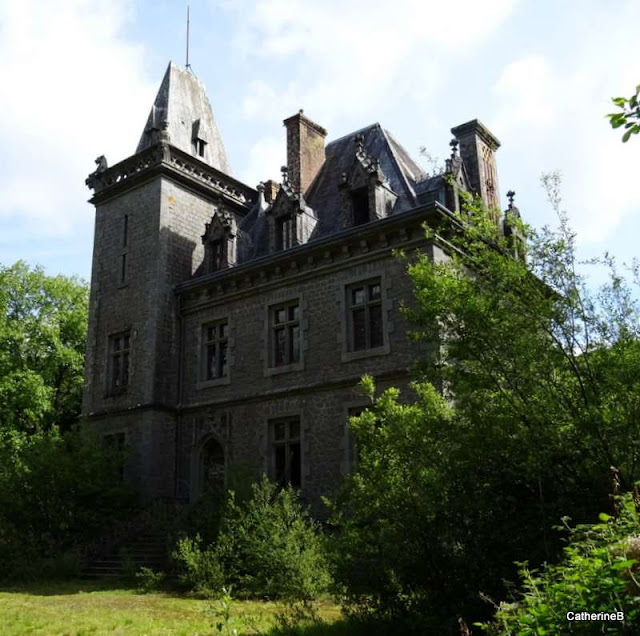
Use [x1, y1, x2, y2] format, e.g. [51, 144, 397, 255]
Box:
[0, 425, 134, 579]
[0, 261, 88, 433]
[607, 85, 640, 142]
[480, 493, 640, 634]
[330, 179, 640, 632]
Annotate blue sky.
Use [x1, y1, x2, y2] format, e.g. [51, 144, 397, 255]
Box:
[0, 0, 638, 281]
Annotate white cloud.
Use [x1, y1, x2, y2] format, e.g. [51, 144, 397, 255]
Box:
[220, 0, 518, 127]
[0, 0, 154, 236]
[242, 134, 285, 187]
[491, 17, 640, 245]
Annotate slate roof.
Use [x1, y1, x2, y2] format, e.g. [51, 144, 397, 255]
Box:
[136, 63, 232, 175]
[236, 123, 444, 265]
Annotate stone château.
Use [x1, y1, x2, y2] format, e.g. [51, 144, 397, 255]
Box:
[83, 62, 520, 510]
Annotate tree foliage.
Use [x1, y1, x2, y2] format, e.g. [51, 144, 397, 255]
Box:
[481, 493, 640, 634]
[607, 85, 640, 142]
[0, 426, 134, 579]
[0, 261, 88, 433]
[174, 477, 330, 601]
[330, 179, 640, 631]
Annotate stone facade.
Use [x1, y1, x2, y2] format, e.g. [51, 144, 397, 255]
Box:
[83, 62, 515, 513]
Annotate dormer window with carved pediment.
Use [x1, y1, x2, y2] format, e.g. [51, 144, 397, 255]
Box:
[202, 206, 237, 273]
[276, 214, 295, 251]
[340, 134, 397, 229]
[266, 167, 317, 253]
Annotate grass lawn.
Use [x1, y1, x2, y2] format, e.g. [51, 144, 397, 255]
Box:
[0, 580, 348, 635]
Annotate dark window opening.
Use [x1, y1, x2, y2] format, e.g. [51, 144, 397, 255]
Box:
[348, 280, 383, 351]
[271, 302, 300, 367]
[351, 187, 370, 225]
[123, 215, 128, 247]
[276, 215, 294, 251]
[195, 138, 206, 157]
[204, 320, 229, 381]
[210, 240, 225, 271]
[202, 437, 225, 493]
[271, 417, 301, 488]
[109, 332, 130, 393]
[120, 253, 127, 283]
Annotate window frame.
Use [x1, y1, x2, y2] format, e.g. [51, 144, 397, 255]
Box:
[340, 275, 390, 363]
[269, 416, 302, 489]
[267, 299, 302, 373]
[118, 214, 129, 287]
[351, 186, 370, 226]
[198, 318, 231, 388]
[107, 331, 131, 396]
[347, 279, 383, 352]
[276, 214, 295, 251]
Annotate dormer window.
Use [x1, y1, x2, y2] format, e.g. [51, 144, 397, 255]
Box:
[195, 138, 206, 157]
[276, 214, 294, 251]
[202, 207, 237, 273]
[340, 134, 397, 229]
[351, 187, 370, 225]
[192, 119, 207, 158]
[210, 240, 225, 271]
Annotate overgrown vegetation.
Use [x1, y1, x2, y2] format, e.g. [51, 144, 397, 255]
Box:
[480, 492, 640, 634]
[174, 477, 330, 602]
[329, 178, 640, 632]
[0, 261, 135, 580]
[0, 261, 88, 434]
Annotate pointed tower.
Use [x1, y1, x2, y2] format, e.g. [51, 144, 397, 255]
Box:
[82, 64, 255, 500]
[137, 62, 231, 174]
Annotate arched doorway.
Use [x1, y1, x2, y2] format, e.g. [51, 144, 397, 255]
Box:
[194, 436, 225, 499]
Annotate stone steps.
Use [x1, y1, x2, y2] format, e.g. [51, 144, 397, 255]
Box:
[82, 533, 168, 579]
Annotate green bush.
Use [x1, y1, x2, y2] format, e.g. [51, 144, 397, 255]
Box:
[480, 493, 640, 634]
[174, 477, 330, 601]
[135, 566, 167, 593]
[174, 534, 226, 597]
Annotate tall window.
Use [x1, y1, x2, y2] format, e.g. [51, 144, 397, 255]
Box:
[270, 302, 300, 367]
[203, 320, 229, 381]
[351, 187, 370, 225]
[210, 240, 225, 271]
[276, 214, 294, 251]
[348, 280, 383, 351]
[109, 332, 130, 393]
[195, 138, 206, 157]
[271, 417, 301, 488]
[119, 214, 129, 285]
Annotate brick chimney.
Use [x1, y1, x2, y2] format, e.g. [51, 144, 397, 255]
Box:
[451, 119, 501, 214]
[283, 109, 327, 195]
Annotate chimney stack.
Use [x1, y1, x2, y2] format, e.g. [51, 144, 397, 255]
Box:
[451, 119, 501, 215]
[283, 109, 327, 196]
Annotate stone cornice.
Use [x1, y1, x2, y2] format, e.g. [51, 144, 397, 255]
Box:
[177, 201, 462, 314]
[86, 142, 257, 210]
[82, 369, 412, 419]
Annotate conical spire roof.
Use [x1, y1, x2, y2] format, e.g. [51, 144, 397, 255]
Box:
[136, 62, 231, 175]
